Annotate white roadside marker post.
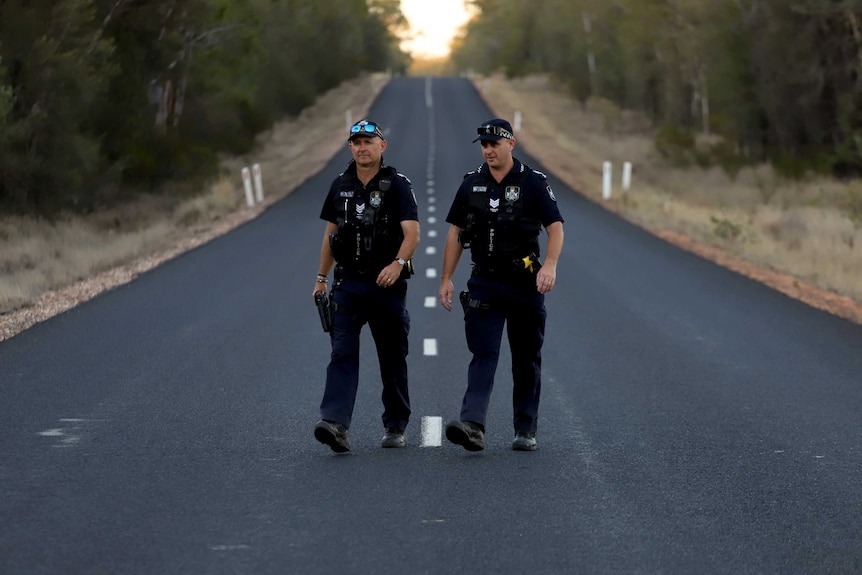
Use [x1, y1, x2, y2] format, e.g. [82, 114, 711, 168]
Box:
[252, 163, 264, 203]
[242, 167, 254, 208]
[622, 162, 632, 192]
[603, 161, 612, 200]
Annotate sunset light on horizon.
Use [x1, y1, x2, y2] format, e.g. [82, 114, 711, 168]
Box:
[400, 0, 473, 58]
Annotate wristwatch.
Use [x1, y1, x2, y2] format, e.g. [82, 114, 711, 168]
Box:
[395, 258, 407, 267]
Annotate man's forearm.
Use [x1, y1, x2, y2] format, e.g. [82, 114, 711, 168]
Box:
[397, 220, 421, 261]
[318, 222, 338, 276]
[441, 225, 464, 282]
[543, 221, 564, 266]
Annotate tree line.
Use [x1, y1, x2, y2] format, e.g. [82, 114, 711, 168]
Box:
[0, 0, 408, 214]
[453, 0, 862, 178]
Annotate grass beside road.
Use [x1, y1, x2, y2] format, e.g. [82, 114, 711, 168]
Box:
[0, 73, 390, 315]
[1, 72, 860, 328]
[474, 74, 862, 322]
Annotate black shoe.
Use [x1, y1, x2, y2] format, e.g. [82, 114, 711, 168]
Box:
[445, 420, 485, 451]
[314, 420, 350, 453]
[512, 431, 537, 451]
[381, 428, 406, 448]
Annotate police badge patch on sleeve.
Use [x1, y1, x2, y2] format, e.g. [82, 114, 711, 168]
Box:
[546, 185, 557, 201]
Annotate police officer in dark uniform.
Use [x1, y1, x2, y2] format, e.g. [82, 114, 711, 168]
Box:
[313, 119, 420, 453]
[439, 118, 564, 452]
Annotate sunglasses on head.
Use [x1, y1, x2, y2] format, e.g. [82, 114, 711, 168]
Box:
[477, 125, 513, 139]
[350, 122, 383, 137]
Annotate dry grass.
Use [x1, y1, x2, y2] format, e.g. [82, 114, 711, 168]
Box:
[0, 72, 390, 327]
[3, 71, 861, 337]
[474, 74, 862, 322]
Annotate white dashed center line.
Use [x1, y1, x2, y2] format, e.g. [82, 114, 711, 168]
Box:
[420, 416, 443, 447]
[423, 338, 438, 356]
[424, 296, 436, 308]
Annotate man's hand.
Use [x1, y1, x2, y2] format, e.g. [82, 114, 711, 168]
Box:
[536, 263, 557, 294]
[314, 290, 335, 333]
[377, 261, 402, 288]
[313, 285, 326, 302]
[439, 279, 455, 311]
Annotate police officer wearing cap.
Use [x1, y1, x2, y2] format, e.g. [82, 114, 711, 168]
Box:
[313, 118, 420, 453]
[439, 118, 564, 452]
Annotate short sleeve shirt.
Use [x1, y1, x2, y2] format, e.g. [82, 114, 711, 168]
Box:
[445, 158, 564, 229]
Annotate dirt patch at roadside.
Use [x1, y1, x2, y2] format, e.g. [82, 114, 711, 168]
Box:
[653, 230, 862, 324]
[0, 73, 390, 342]
[473, 76, 862, 326]
[3, 72, 860, 343]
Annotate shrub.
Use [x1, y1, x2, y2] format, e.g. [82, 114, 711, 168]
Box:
[655, 124, 695, 166]
[710, 215, 742, 240]
[842, 189, 862, 230]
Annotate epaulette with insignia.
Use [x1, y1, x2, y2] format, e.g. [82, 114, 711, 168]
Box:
[532, 169, 548, 179]
[463, 170, 477, 179]
[396, 172, 412, 185]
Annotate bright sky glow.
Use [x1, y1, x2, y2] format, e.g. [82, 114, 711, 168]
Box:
[400, 0, 472, 58]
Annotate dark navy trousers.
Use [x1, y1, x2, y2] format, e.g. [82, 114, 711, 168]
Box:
[460, 275, 546, 434]
[320, 278, 411, 430]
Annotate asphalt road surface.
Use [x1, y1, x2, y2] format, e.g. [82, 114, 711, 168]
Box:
[2, 77, 861, 574]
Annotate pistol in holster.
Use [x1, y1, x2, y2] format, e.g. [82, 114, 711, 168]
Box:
[399, 258, 415, 280]
[314, 291, 337, 333]
[459, 291, 490, 317]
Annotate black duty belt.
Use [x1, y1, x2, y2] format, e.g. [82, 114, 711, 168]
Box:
[335, 265, 375, 282]
[471, 257, 539, 279]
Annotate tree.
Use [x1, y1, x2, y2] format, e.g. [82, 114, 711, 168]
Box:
[0, 0, 114, 212]
[1, 0, 411, 214]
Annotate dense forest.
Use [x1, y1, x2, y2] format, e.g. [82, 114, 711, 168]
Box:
[453, 0, 862, 179]
[5, 0, 862, 216]
[0, 0, 408, 214]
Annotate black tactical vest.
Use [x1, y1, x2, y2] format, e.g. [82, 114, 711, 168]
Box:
[329, 166, 402, 276]
[461, 167, 542, 271]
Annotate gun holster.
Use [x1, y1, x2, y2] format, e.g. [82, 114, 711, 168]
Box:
[399, 258, 415, 280]
[314, 291, 337, 333]
[459, 291, 490, 316]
